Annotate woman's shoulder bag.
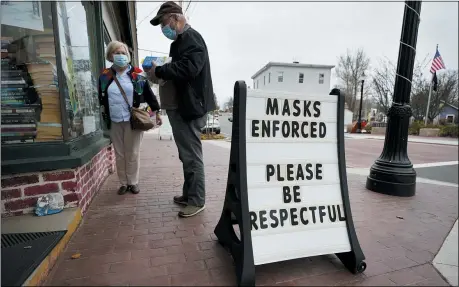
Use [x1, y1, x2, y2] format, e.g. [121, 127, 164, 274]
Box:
[112, 76, 154, 131]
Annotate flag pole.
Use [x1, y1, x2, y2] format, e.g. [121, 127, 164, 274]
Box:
[425, 73, 433, 125]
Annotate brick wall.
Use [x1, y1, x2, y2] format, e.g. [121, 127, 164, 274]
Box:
[1, 145, 115, 217]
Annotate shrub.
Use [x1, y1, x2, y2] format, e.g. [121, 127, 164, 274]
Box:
[409, 121, 424, 135]
[439, 125, 459, 138]
[201, 133, 226, 140]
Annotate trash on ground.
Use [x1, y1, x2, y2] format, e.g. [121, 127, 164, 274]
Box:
[35, 193, 64, 216]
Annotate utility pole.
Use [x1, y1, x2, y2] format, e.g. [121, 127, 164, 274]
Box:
[366, 1, 421, 197]
[356, 80, 365, 133]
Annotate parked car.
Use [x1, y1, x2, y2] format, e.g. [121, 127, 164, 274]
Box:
[202, 114, 221, 134]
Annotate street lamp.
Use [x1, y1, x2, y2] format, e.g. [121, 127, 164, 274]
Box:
[366, 1, 421, 197]
[356, 79, 365, 133]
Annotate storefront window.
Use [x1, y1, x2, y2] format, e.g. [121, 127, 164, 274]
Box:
[103, 28, 112, 69]
[1, 1, 63, 144]
[56, 1, 100, 139]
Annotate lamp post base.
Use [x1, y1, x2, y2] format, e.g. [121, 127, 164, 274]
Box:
[366, 160, 416, 197]
[356, 121, 362, 134]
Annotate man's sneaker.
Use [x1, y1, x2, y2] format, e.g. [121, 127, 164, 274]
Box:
[178, 205, 205, 218]
[118, 185, 128, 195]
[173, 195, 188, 205]
[129, 185, 140, 194]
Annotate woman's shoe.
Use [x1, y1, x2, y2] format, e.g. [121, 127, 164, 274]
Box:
[129, 185, 140, 194]
[118, 185, 128, 195]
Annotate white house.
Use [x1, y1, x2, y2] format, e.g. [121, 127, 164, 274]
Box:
[251, 61, 334, 95]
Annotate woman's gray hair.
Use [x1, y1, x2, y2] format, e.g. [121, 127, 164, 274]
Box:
[105, 41, 131, 63]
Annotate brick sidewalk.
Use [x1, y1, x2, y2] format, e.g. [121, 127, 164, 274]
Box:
[45, 135, 458, 286]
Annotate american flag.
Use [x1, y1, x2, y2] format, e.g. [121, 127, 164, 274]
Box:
[430, 48, 446, 74]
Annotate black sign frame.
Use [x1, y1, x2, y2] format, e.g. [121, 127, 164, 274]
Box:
[214, 81, 366, 286]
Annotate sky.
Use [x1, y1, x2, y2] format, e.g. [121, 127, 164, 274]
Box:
[136, 0, 458, 108]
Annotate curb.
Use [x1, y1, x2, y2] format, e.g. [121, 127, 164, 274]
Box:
[345, 135, 458, 146]
[23, 208, 82, 286]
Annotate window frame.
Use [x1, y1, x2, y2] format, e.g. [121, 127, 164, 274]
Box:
[319, 73, 325, 84]
[446, 114, 455, 124]
[268, 72, 271, 83]
[278, 71, 284, 83]
[299, 72, 304, 84]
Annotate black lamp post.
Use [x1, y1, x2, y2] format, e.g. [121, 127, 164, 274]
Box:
[366, 1, 421, 197]
[356, 80, 365, 133]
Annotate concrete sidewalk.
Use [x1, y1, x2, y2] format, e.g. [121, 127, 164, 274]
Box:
[45, 135, 458, 286]
[345, 133, 458, 146]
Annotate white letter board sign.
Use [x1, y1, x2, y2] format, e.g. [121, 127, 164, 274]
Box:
[215, 81, 366, 286]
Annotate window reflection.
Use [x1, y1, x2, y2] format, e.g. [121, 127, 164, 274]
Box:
[1, 1, 63, 144]
[56, 1, 100, 138]
[103, 28, 112, 69]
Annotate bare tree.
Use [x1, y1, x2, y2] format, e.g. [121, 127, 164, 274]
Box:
[335, 48, 370, 112]
[411, 70, 459, 122]
[213, 93, 220, 111]
[225, 96, 234, 111]
[371, 55, 429, 115]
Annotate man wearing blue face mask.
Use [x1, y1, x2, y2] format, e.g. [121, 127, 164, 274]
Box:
[147, 1, 215, 218]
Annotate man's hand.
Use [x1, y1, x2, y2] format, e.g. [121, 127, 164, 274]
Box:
[156, 113, 162, 126]
[145, 61, 158, 79]
[151, 60, 157, 72]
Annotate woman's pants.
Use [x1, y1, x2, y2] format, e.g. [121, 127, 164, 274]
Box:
[110, 121, 143, 186]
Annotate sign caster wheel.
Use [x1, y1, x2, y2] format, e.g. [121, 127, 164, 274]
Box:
[356, 261, 367, 273]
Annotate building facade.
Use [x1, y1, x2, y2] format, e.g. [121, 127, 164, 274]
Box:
[1, 1, 138, 217]
[251, 62, 334, 95]
[434, 101, 459, 124]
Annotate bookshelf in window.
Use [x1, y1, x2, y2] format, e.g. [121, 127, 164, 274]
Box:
[1, 31, 63, 144]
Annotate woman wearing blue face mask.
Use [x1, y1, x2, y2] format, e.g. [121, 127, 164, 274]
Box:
[98, 41, 161, 195]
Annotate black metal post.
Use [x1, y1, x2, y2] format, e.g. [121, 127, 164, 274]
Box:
[366, 1, 421, 197]
[356, 80, 364, 133]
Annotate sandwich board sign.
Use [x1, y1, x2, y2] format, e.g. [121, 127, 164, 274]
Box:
[214, 81, 366, 286]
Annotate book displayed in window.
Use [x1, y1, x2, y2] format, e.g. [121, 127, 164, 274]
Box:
[1, 1, 62, 144]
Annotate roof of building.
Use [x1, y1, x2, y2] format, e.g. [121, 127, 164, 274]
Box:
[440, 100, 459, 111]
[251, 62, 335, 79]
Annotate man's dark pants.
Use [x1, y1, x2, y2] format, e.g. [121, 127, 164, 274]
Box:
[167, 109, 206, 207]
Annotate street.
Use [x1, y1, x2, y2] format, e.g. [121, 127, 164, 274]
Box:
[415, 164, 458, 184]
[217, 114, 458, 184]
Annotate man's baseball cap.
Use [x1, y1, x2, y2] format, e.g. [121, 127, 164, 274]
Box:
[150, 1, 183, 26]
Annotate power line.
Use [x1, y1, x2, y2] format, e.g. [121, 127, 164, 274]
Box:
[184, 0, 192, 14]
[137, 3, 162, 26]
[138, 48, 169, 55]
